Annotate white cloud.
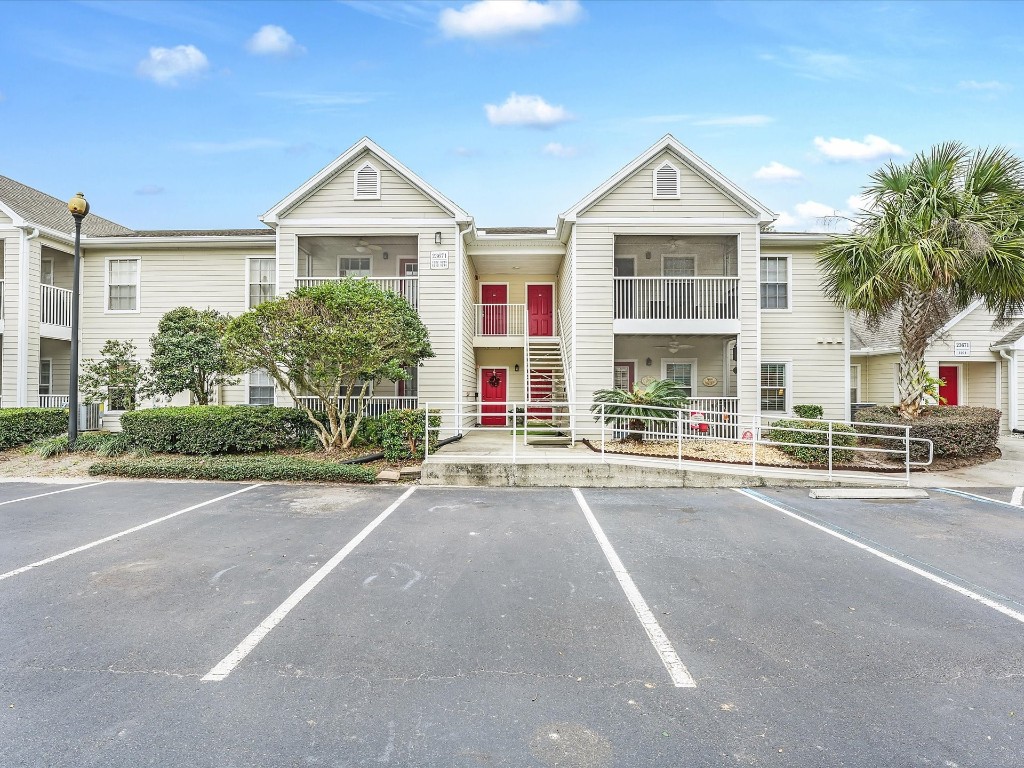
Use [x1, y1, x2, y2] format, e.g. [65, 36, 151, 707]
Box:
[760, 48, 861, 80]
[958, 79, 1011, 92]
[693, 114, 774, 127]
[261, 91, 375, 108]
[754, 161, 803, 181]
[814, 134, 905, 162]
[137, 44, 209, 86]
[440, 0, 582, 39]
[773, 200, 851, 232]
[635, 114, 692, 124]
[542, 142, 577, 157]
[134, 184, 165, 196]
[484, 93, 573, 128]
[452, 146, 478, 157]
[795, 200, 839, 219]
[180, 138, 290, 154]
[246, 25, 305, 56]
[846, 193, 876, 212]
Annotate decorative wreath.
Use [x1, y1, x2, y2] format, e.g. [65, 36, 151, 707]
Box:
[488, 372, 502, 388]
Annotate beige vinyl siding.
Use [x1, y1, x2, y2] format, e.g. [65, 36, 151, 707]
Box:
[42, 246, 74, 289]
[1, 232, 19, 405]
[852, 353, 899, 407]
[286, 150, 452, 220]
[475, 348, 526, 402]
[581, 150, 751, 218]
[760, 245, 847, 420]
[39, 338, 70, 395]
[613, 335, 729, 398]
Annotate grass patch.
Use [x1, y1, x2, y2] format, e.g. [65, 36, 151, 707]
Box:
[31, 432, 132, 459]
[88, 454, 378, 483]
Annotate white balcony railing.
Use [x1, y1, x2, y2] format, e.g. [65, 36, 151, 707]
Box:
[41, 284, 73, 327]
[614, 277, 739, 321]
[39, 394, 70, 408]
[293, 395, 418, 417]
[473, 303, 526, 336]
[294, 276, 418, 309]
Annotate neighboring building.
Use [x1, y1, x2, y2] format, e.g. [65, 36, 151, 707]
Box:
[0, 135, 1021, 432]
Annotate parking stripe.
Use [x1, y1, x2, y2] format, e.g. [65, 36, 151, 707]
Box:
[736, 488, 1024, 625]
[202, 487, 417, 682]
[572, 489, 697, 689]
[0, 484, 262, 582]
[1011, 487, 1023, 507]
[0, 481, 110, 508]
[934, 488, 1024, 509]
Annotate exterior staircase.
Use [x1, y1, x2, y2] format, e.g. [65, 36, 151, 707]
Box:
[524, 337, 572, 446]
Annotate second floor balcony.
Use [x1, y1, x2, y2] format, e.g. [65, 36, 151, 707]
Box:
[296, 235, 419, 310]
[294, 275, 418, 309]
[613, 276, 740, 334]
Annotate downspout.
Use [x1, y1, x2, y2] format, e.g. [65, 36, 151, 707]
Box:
[17, 226, 40, 407]
[455, 221, 473, 432]
[999, 349, 1018, 430]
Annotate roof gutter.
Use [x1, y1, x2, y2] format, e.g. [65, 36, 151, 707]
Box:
[81, 235, 276, 248]
[999, 349, 1019, 429]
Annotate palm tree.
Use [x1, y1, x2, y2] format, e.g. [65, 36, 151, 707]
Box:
[819, 142, 1024, 418]
[591, 379, 689, 442]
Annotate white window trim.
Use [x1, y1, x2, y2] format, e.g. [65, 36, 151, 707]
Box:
[245, 256, 277, 309]
[337, 254, 373, 278]
[613, 359, 639, 391]
[247, 370, 277, 406]
[353, 161, 381, 200]
[39, 358, 52, 395]
[759, 254, 793, 313]
[760, 360, 792, 414]
[660, 253, 696, 277]
[104, 256, 141, 314]
[41, 256, 54, 286]
[850, 363, 862, 403]
[652, 161, 681, 199]
[661, 357, 697, 397]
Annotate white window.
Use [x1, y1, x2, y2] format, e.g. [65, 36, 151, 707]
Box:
[398, 366, 418, 398]
[248, 369, 275, 406]
[41, 257, 54, 286]
[247, 258, 276, 308]
[663, 256, 695, 277]
[760, 256, 790, 310]
[653, 161, 680, 199]
[760, 362, 789, 412]
[850, 364, 862, 404]
[106, 258, 140, 312]
[662, 359, 694, 398]
[338, 257, 371, 277]
[353, 162, 381, 199]
[39, 359, 52, 395]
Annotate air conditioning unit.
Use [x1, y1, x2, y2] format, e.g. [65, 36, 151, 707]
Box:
[79, 403, 101, 431]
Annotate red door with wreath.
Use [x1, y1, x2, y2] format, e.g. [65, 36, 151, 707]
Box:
[480, 368, 507, 425]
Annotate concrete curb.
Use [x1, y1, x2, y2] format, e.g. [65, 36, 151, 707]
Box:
[809, 488, 929, 499]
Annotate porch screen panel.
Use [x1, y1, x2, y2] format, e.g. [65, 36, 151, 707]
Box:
[664, 362, 693, 398]
[760, 363, 787, 411]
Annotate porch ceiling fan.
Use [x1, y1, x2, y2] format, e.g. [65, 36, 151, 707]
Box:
[652, 339, 694, 354]
[354, 238, 384, 253]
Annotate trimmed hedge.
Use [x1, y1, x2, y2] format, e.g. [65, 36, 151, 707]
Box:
[0, 408, 68, 449]
[119, 406, 316, 454]
[793, 404, 824, 420]
[765, 419, 857, 464]
[378, 409, 441, 461]
[89, 454, 377, 483]
[854, 405, 1001, 461]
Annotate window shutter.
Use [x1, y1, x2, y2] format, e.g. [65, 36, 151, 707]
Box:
[354, 163, 380, 199]
[653, 162, 680, 199]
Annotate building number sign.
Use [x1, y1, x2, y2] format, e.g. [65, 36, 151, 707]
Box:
[430, 251, 449, 269]
[953, 341, 971, 357]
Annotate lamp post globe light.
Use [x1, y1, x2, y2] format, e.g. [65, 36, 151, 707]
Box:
[67, 192, 89, 448]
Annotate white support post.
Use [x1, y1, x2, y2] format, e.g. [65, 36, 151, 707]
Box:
[512, 402, 517, 464]
[751, 415, 758, 472]
[828, 421, 834, 481]
[423, 403, 430, 460]
[676, 410, 683, 469]
[905, 425, 911, 487]
[600, 403, 606, 459]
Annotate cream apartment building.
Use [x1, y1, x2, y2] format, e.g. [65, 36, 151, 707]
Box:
[1, 135, 1021, 433]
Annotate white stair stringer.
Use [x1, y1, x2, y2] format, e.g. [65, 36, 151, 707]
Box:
[524, 336, 571, 445]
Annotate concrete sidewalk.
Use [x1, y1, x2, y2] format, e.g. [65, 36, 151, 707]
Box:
[909, 436, 1024, 488]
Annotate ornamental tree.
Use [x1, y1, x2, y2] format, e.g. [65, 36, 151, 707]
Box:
[148, 307, 238, 405]
[79, 339, 151, 411]
[223, 280, 433, 452]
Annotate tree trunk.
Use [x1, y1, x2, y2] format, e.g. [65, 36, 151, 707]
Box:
[626, 418, 645, 443]
[897, 291, 937, 419]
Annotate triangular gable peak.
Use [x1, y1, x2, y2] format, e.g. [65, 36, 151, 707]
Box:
[559, 134, 775, 230]
[261, 137, 471, 224]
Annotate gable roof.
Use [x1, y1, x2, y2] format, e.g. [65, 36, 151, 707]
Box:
[993, 322, 1024, 349]
[850, 310, 901, 352]
[557, 134, 776, 233]
[0, 175, 134, 237]
[260, 137, 471, 225]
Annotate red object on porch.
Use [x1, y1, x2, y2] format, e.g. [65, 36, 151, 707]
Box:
[938, 365, 959, 406]
[480, 367, 507, 425]
[481, 284, 508, 335]
[527, 284, 553, 336]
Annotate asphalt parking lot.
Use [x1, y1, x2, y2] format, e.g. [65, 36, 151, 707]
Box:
[0, 480, 1022, 767]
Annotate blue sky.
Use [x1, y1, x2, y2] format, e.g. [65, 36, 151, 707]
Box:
[1, 0, 1022, 231]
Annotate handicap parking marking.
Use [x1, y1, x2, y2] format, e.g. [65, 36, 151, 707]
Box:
[202, 486, 417, 682]
[0, 481, 109, 508]
[0, 484, 262, 582]
[572, 488, 696, 689]
[736, 488, 1024, 626]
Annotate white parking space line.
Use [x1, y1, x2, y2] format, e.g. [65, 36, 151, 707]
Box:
[202, 487, 417, 683]
[572, 489, 697, 689]
[0, 481, 110, 508]
[1011, 487, 1023, 507]
[736, 489, 1024, 626]
[0, 484, 262, 583]
[934, 488, 1024, 509]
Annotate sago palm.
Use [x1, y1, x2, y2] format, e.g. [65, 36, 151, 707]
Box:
[819, 142, 1024, 418]
[590, 378, 689, 442]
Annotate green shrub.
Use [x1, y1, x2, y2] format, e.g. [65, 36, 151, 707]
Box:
[766, 419, 857, 464]
[0, 408, 68, 450]
[119, 406, 315, 454]
[31, 431, 133, 458]
[793, 404, 824, 420]
[31, 436, 70, 458]
[854, 405, 1000, 460]
[88, 454, 377, 483]
[377, 409, 440, 461]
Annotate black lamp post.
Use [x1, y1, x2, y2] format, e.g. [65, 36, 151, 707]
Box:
[67, 192, 89, 448]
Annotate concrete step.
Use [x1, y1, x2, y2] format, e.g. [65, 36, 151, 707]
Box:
[524, 435, 573, 446]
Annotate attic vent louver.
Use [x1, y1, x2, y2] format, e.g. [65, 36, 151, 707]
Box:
[653, 161, 680, 199]
[354, 162, 381, 199]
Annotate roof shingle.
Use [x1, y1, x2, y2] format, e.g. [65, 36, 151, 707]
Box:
[0, 175, 134, 237]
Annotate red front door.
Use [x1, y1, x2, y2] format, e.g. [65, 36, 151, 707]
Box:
[480, 368, 507, 425]
[481, 284, 507, 335]
[939, 365, 959, 405]
[527, 284, 554, 337]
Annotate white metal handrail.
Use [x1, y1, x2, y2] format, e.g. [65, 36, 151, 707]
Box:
[613, 276, 739, 320]
[294, 277, 419, 309]
[41, 284, 73, 327]
[473, 303, 526, 336]
[293, 395, 417, 417]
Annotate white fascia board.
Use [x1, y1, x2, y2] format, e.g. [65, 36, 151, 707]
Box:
[558, 134, 776, 224]
[261, 136, 472, 222]
[0, 200, 26, 226]
[81, 235, 276, 248]
[760, 232, 834, 246]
